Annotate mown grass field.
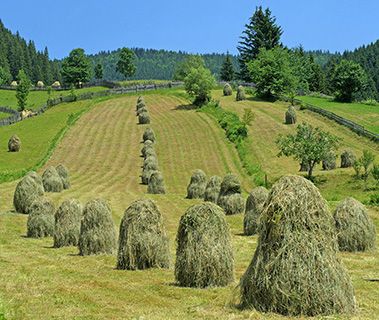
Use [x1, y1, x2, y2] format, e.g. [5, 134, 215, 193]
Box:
[0, 89, 378, 319]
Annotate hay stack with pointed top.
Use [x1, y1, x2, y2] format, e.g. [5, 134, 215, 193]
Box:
[56, 164, 70, 189]
[141, 161, 159, 185]
[244, 186, 269, 235]
[27, 197, 55, 238]
[217, 174, 244, 215]
[147, 171, 166, 194]
[322, 151, 337, 171]
[341, 150, 355, 168]
[51, 81, 61, 88]
[236, 85, 246, 101]
[186, 169, 207, 199]
[204, 175, 222, 203]
[223, 83, 233, 96]
[139, 112, 150, 124]
[141, 141, 156, 158]
[285, 106, 297, 124]
[143, 128, 156, 143]
[8, 134, 21, 152]
[42, 166, 63, 192]
[36, 81, 44, 88]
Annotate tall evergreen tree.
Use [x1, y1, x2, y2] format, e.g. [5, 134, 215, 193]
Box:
[16, 69, 31, 111]
[237, 6, 282, 81]
[220, 52, 235, 81]
[94, 63, 103, 79]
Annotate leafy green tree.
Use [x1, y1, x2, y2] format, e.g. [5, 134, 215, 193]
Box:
[276, 123, 340, 180]
[331, 59, 366, 102]
[220, 53, 235, 81]
[94, 63, 103, 79]
[61, 48, 92, 87]
[16, 69, 31, 111]
[184, 66, 216, 106]
[173, 55, 205, 81]
[248, 47, 295, 99]
[237, 6, 282, 81]
[359, 150, 375, 187]
[116, 48, 136, 79]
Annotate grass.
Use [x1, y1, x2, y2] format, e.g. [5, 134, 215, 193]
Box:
[118, 79, 174, 87]
[297, 95, 379, 134]
[0, 90, 378, 319]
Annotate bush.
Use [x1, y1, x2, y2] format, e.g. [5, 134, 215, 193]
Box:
[184, 66, 216, 106]
[27, 197, 55, 238]
[186, 169, 207, 199]
[217, 174, 245, 215]
[42, 166, 63, 193]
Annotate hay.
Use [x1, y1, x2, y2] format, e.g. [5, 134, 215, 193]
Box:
[204, 175, 222, 203]
[143, 128, 156, 143]
[139, 112, 150, 124]
[143, 155, 158, 170]
[136, 100, 146, 111]
[56, 164, 71, 189]
[341, 150, 355, 168]
[26, 197, 55, 238]
[141, 141, 156, 158]
[36, 81, 44, 88]
[175, 202, 234, 288]
[137, 96, 144, 104]
[334, 197, 376, 252]
[236, 85, 246, 101]
[186, 169, 207, 199]
[243, 186, 269, 236]
[10, 81, 18, 87]
[223, 83, 233, 96]
[78, 199, 117, 255]
[53, 199, 83, 248]
[147, 171, 166, 194]
[42, 166, 63, 193]
[285, 106, 297, 124]
[117, 199, 170, 270]
[51, 81, 61, 88]
[141, 161, 159, 185]
[13, 171, 44, 214]
[8, 134, 21, 152]
[136, 106, 148, 116]
[322, 151, 337, 171]
[217, 174, 244, 215]
[239, 175, 356, 316]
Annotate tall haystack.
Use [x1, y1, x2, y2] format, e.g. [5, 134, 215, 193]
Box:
[56, 164, 71, 189]
[223, 83, 233, 96]
[285, 106, 297, 124]
[204, 175, 222, 203]
[8, 134, 21, 152]
[42, 166, 63, 193]
[27, 197, 55, 238]
[54, 199, 83, 248]
[334, 197, 376, 252]
[141, 161, 159, 185]
[175, 202, 234, 288]
[341, 150, 355, 168]
[141, 141, 155, 158]
[322, 151, 337, 171]
[143, 155, 158, 170]
[136, 107, 148, 116]
[217, 174, 244, 215]
[147, 171, 166, 194]
[186, 169, 207, 199]
[136, 100, 146, 111]
[13, 171, 44, 214]
[236, 85, 246, 101]
[138, 112, 150, 124]
[78, 199, 117, 255]
[244, 186, 269, 236]
[137, 96, 144, 104]
[117, 199, 170, 270]
[240, 175, 356, 316]
[143, 128, 156, 143]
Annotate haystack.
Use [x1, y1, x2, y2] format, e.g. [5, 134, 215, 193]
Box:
[137, 96, 144, 104]
[139, 112, 150, 124]
[239, 175, 356, 316]
[236, 85, 246, 101]
[13, 171, 44, 214]
[322, 151, 337, 171]
[285, 106, 297, 124]
[27, 197, 55, 238]
[147, 171, 166, 194]
[204, 175, 222, 203]
[117, 199, 170, 270]
[51, 81, 61, 88]
[143, 128, 156, 143]
[141, 161, 159, 185]
[244, 186, 269, 235]
[54, 199, 83, 248]
[36, 81, 44, 88]
[341, 150, 355, 168]
[8, 134, 21, 152]
[141, 141, 155, 158]
[175, 202, 234, 288]
[186, 169, 207, 199]
[136, 100, 146, 111]
[78, 199, 117, 255]
[56, 164, 70, 189]
[143, 155, 158, 170]
[136, 107, 148, 116]
[334, 197, 376, 252]
[217, 174, 244, 215]
[223, 83, 233, 96]
[42, 166, 63, 192]
[10, 81, 18, 87]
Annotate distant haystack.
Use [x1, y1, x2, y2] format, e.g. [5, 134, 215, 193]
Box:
[217, 174, 244, 215]
[341, 150, 355, 168]
[27, 197, 55, 238]
[42, 166, 63, 193]
[139, 112, 150, 124]
[244, 186, 269, 235]
[175, 202, 234, 288]
[186, 169, 207, 199]
[322, 151, 337, 171]
[204, 175, 222, 203]
[137, 96, 144, 104]
[136, 101, 146, 112]
[223, 83, 233, 96]
[36, 81, 44, 88]
[141, 161, 159, 185]
[147, 171, 166, 194]
[143, 128, 156, 143]
[285, 106, 297, 124]
[10, 81, 18, 87]
[56, 164, 70, 189]
[143, 155, 158, 170]
[117, 199, 170, 270]
[236, 85, 246, 101]
[141, 140, 155, 158]
[8, 134, 21, 152]
[51, 81, 61, 88]
[136, 107, 148, 116]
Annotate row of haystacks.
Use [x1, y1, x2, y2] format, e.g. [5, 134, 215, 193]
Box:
[136, 96, 151, 124]
[223, 83, 246, 101]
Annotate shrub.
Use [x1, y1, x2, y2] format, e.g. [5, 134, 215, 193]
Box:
[223, 83, 233, 96]
[143, 128, 156, 143]
[244, 187, 268, 235]
[217, 174, 244, 215]
[285, 106, 296, 124]
[56, 164, 70, 189]
[341, 150, 355, 168]
[27, 197, 55, 238]
[147, 171, 166, 194]
[186, 169, 207, 199]
[368, 193, 379, 206]
[204, 175, 222, 203]
[236, 85, 246, 101]
[184, 66, 216, 106]
[8, 135, 21, 152]
[42, 166, 64, 193]
[138, 112, 150, 124]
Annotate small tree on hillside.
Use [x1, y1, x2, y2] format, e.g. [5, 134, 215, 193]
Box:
[94, 63, 103, 80]
[276, 123, 340, 180]
[359, 150, 375, 188]
[16, 69, 31, 111]
[220, 53, 235, 82]
[116, 48, 136, 79]
[184, 67, 216, 106]
[61, 48, 92, 87]
[173, 55, 205, 81]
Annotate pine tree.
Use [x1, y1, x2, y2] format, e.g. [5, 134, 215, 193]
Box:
[94, 63, 103, 79]
[16, 69, 31, 111]
[220, 52, 235, 81]
[237, 6, 282, 81]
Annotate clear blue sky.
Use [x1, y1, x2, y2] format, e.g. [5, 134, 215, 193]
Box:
[0, 0, 378, 59]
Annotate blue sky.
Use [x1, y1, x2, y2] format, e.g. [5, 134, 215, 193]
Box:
[0, 0, 378, 59]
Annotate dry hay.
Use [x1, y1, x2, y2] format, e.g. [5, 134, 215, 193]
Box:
[26, 197, 55, 238]
[78, 199, 117, 255]
[136, 100, 146, 111]
[13, 171, 44, 214]
[141, 141, 155, 158]
[223, 83, 233, 96]
[236, 85, 246, 101]
[147, 171, 166, 194]
[36, 81, 44, 88]
[334, 197, 376, 252]
[204, 175, 222, 203]
[143, 155, 158, 170]
[136, 106, 148, 116]
[137, 96, 144, 104]
[239, 175, 356, 316]
[56, 164, 71, 189]
[51, 81, 61, 88]
[141, 161, 159, 185]
[175, 202, 234, 288]
[54, 199, 83, 248]
[340, 150, 356, 168]
[322, 151, 337, 171]
[117, 199, 170, 270]
[42, 166, 63, 193]
[243, 186, 269, 236]
[8, 134, 21, 152]
[143, 128, 156, 143]
[217, 174, 244, 215]
[285, 106, 297, 124]
[186, 169, 207, 199]
[138, 111, 150, 124]
[10, 81, 18, 87]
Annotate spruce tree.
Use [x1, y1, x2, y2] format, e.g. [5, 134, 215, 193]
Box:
[16, 69, 31, 111]
[94, 63, 103, 79]
[220, 53, 235, 82]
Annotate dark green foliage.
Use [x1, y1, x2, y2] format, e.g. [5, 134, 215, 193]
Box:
[16, 69, 30, 111]
[116, 47, 136, 79]
[244, 187, 268, 235]
[56, 164, 70, 189]
[340, 150, 356, 168]
[42, 166, 63, 193]
[61, 48, 92, 87]
[219, 111, 248, 142]
[240, 175, 356, 316]
[143, 128, 155, 143]
[285, 106, 296, 124]
[184, 66, 216, 106]
[322, 151, 337, 171]
[186, 169, 207, 199]
[175, 202, 234, 288]
[27, 197, 55, 238]
[220, 53, 235, 81]
[223, 83, 233, 96]
[8, 135, 21, 152]
[204, 175, 222, 203]
[147, 171, 166, 194]
[372, 165, 379, 185]
[94, 63, 103, 79]
[236, 85, 246, 101]
[217, 174, 245, 215]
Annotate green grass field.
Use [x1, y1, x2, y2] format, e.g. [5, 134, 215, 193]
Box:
[0, 89, 378, 319]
